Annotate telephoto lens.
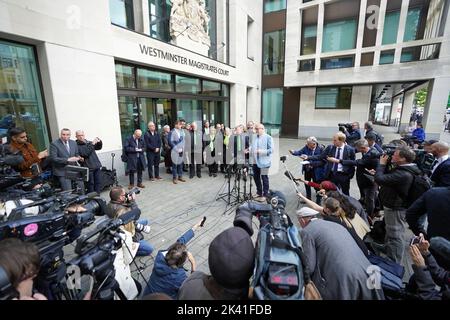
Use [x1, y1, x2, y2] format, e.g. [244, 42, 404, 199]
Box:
[135, 223, 151, 233]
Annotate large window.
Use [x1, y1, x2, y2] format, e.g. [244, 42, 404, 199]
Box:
[315, 87, 352, 109]
[148, 0, 171, 42]
[404, 7, 421, 42]
[263, 30, 285, 75]
[137, 68, 173, 91]
[302, 25, 317, 55]
[322, 19, 357, 52]
[262, 88, 283, 134]
[321, 56, 354, 70]
[109, 0, 134, 29]
[176, 76, 201, 94]
[382, 11, 400, 45]
[0, 40, 48, 151]
[115, 64, 136, 88]
[264, 0, 286, 13]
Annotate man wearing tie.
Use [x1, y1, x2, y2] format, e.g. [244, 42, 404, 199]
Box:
[304, 132, 355, 196]
[430, 142, 450, 187]
[50, 128, 83, 191]
[124, 129, 147, 189]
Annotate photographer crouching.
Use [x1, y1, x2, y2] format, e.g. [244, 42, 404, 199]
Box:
[374, 146, 421, 264]
[106, 186, 153, 257]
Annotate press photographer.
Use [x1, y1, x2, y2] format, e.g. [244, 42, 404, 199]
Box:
[339, 122, 361, 147]
[375, 146, 421, 264]
[76, 130, 103, 194]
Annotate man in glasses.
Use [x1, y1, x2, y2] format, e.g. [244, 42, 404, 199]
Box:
[9, 127, 48, 178]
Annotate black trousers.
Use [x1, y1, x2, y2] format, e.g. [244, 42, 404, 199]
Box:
[190, 164, 202, 177]
[129, 161, 144, 185]
[146, 152, 160, 178]
[329, 171, 351, 196]
[88, 168, 101, 194]
[304, 170, 315, 200]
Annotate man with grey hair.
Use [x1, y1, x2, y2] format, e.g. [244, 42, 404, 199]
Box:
[50, 128, 83, 191]
[289, 137, 324, 200]
[375, 146, 421, 263]
[343, 139, 380, 218]
[75, 130, 103, 193]
[250, 123, 273, 201]
[430, 141, 450, 187]
[297, 207, 384, 300]
[124, 129, 146, 189]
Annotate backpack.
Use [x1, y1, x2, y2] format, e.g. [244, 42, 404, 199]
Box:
[368, 254, 405, 299]
[99, 167, 117, 191]
[398, 167, 432, 207]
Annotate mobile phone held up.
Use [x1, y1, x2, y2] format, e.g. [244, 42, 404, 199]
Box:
[410, 236, 421, 246]
[200, 216, 207, 227]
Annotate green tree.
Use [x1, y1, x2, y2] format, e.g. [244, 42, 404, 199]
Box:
[415, 89, 428, 108]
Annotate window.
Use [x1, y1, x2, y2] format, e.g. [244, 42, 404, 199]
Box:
[137, 68, 173, 91]
[263, 30, 285, 75]
[264, 0, 286, 13]
[247, 16, 255, 60]
[379, 50, 395, 64]
[0, 40, 49, 151]
[360, 52, 375, 66]
[176, 76, 200, 94]
[109, 0, 134, 29]
[202, 80, 221, 96]
[315, 87, 352, 109]
[404, 7, 421, 42]
[382, 11, 400, 45]
[148, 0, 171, 42]
[298, 59, 315, 71]
[320, 56, 354, 70]
[400, 43, 441, 63]
[262, 88, 283, 134]
[115, 64, 136, 88]
[176, 100, 202, 124]
[302, 25, 317, 55]
[322, 20, 357, 52]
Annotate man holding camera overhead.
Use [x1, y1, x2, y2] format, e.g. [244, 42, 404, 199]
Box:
[340, 122, 361, 147]
[49, 128, 84, 191]
[75, 130, 103, 194]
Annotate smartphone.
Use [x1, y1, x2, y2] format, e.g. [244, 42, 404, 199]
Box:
[200, 216, 207, 227]
[410, 236, 421, 246]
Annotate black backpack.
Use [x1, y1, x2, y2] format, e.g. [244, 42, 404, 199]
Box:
[99, 167, 117, 191]
[399, 167, 432, 207]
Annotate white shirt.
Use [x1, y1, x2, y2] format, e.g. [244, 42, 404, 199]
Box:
[432, 155, 449, 174]
[335, 146, 344, 172]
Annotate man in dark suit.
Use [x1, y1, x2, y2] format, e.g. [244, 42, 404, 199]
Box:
[430, 142, 450, 187]
[188, 122, 203, 179]
[144, 121, 162, 181]
[124, 129, 146, 189]
[304, 132, 356, 195]
[49, 128, 83, 191]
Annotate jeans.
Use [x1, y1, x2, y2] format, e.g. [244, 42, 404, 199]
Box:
[384, 207, 407, 264]
[253, 165, 269, 197]
[88, 168, 101, 194]
[136, 219, 153, 256]
[146, 152, 160, 178]
[172, 163, 183, 179]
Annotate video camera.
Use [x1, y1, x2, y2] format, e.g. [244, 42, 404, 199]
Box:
[381, 144, 397, 157]
[338, 123, 353, 133]
[0, 144, 25, 191]
[234, 191, 305, 300]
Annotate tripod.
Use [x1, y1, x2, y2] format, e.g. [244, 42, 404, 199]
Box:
[110, 153, 119, 187]
[216, 165, 239, 205]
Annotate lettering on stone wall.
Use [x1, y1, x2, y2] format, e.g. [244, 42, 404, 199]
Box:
[139, 44, 230, 76]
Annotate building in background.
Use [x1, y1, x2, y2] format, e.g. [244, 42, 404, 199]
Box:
[262, 0, 450, 140]
[0, 0, 262, 174]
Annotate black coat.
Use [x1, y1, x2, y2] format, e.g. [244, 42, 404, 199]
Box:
[76, 139, 103, 170]
[375, 164, 421, 209]
[309, 144, 356, 179]
[406, 187, 450, 241]
[346, 147, 380, 189]
[144, 130, 161, 152]
[124, 136, 146, 171]
[430, 158, 450, 187]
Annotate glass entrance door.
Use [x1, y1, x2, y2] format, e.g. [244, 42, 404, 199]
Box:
[118, 96, 139, 143]
[154, 98, 173, 131]
[202, 100, 228, 127]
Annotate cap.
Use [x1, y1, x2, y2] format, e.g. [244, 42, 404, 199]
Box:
[296, 207, 319, 218]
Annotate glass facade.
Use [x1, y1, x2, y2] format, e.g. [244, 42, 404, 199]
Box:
[322, 19, 357, 52]
[115, 64, 136, 88]
[137, 68, 173, 91]
[380, 50, 395, 64]
[0, 40, 48, 151]
[262, 88, 283, 134]
[148, 0, 171, 42]
[404, 8, 421, 42]
[109, 0, 134, 29]
[263, 30, 285, 75]
[264, 0, 286, 13]
[316, 87, 352, 109]
[382, 11, 400, 45]
[115, 62, 230, 140]
[301, 25, 317, 55]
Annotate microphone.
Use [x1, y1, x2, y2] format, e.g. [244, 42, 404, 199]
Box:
[284, 170, 299, 185]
